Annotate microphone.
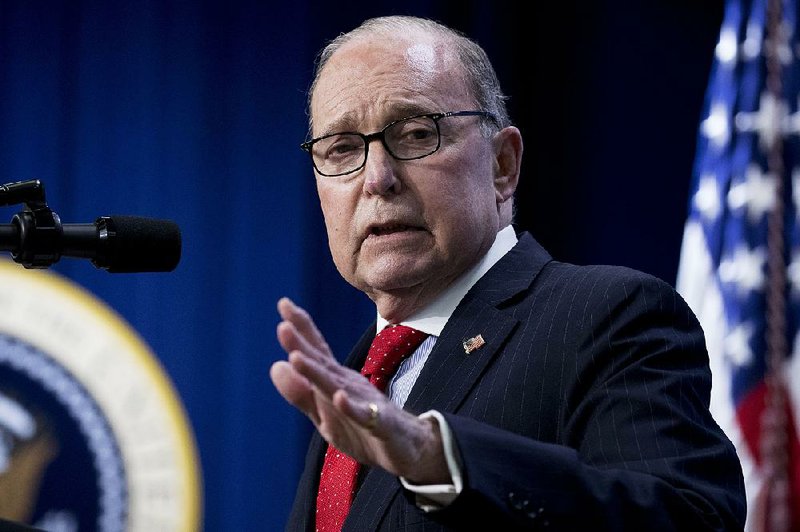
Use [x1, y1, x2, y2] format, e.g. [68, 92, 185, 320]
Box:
[0, 215, 181, 273]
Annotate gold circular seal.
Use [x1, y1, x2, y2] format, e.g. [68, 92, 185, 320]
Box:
[0, 258, 201, 531]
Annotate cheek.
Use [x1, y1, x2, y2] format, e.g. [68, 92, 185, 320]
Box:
[320, 201, 346, 240]
[434, 186, 498, 253]
[425, 169, 495, 224]
[318, 182, 342, 220]
[317, 185, 357, 251]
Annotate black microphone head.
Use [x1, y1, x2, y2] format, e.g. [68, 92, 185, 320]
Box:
[95, 216, 181, 273]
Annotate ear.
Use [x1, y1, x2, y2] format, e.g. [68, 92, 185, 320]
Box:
[492, 126, 523, 204]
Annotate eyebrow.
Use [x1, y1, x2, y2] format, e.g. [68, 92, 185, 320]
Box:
[318, 103, 437, 136]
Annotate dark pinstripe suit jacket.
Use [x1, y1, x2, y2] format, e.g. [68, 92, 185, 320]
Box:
[286, 231, 746, 531]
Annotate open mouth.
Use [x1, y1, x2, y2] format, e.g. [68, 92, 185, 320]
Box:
[365, 222, 427, 241]
[371, 224, 418, 236]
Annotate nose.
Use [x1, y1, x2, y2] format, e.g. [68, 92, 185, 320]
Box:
[362, 140, 402, 196]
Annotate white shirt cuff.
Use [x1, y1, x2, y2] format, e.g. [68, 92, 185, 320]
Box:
[399, 410, 463, 511]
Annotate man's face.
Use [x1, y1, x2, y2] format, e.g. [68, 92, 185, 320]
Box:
[310, 33, 506, 320]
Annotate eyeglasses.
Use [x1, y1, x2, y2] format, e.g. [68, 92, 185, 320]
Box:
[300, 110, 497, 177]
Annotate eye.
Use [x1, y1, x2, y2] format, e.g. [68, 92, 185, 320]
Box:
[318, 134, 363, 161]
[386, 117, 438, 152]
[392, 118, 436, 142]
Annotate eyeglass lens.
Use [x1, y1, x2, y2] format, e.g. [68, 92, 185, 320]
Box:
[311, 115, 440, 176]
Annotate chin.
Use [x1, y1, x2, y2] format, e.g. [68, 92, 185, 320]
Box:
[359, 263, 430, 294]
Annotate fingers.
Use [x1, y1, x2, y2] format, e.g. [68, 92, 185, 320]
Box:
[276, 298, 336, 370]
[269, 361, 321, 426]
[333, 390, 384, 433]
[273, 297, 400, 459]
[271, 297, 447, 478]
[276, 297, 359, 399]
[287, 350, 387, 435]
[274, 297, 360, 431]
[277, 297, 331, 353]
[276, 320, 320, 361]
[288, 348, 369, 401]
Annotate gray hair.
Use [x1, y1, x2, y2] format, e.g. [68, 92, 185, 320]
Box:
[306, 15, 512, 136]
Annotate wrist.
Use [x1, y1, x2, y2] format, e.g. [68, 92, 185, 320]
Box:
[404, 415, 450, 485]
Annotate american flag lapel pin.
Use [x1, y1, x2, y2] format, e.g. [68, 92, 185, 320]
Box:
[463, 334, 485, 354]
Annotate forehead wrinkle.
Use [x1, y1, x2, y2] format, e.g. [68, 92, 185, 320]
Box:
[313, 84, 433, 135]
[318, 100, 441, 138]
[316, 109, 363, 136]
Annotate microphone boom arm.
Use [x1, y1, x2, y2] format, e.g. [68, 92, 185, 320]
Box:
[0, 180, 181, 273]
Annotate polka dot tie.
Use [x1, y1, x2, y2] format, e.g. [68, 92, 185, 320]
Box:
[315, 325, 429, 532]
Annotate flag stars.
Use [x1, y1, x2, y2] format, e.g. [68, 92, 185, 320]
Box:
[735, 91, 787, 150]
[742, 22, 763, 60]
[718, 245, 766, 294]
[701, 102, 731, 148]
[694, 174, 722, 220]
[787, 251, 800, 299]
[727, 164, 776, 222]
[724, 322, 754, 367]
[715, 26, 738, 64]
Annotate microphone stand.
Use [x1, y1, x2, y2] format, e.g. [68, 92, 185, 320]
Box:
[0, 180, 63, 269]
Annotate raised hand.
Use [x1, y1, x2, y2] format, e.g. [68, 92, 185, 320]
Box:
[270, 297, 448, 484]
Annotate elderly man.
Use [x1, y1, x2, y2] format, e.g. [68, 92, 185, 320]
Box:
[270, 15, 746, 531]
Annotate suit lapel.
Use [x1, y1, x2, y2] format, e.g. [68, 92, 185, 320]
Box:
[406, 231, 549, 414]
[404, 300, 518, 413]
[345, 467, 402, 531]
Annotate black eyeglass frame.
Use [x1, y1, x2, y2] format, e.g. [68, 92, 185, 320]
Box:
[300, 110, 498, 177]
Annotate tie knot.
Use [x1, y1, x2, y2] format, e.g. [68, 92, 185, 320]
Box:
[360, 325, 429, 391]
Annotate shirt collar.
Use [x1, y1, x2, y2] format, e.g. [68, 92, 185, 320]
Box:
[376, 225, 518, 336]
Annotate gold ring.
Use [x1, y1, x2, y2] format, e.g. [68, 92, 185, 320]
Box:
[366, 402, 379, 430]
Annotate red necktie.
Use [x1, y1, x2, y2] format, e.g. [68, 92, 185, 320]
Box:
[315, 325, 429, 531]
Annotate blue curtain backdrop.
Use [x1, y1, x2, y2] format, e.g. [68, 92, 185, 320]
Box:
[0, 1, 723, 530]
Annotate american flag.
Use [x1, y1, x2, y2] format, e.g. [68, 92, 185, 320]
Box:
[675, 0, 800, 530]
